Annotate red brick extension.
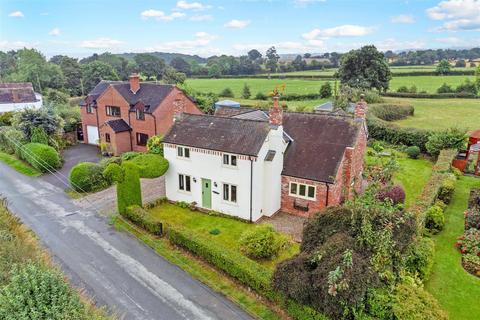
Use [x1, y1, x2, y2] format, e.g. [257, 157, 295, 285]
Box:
[80, 77, 202, 155]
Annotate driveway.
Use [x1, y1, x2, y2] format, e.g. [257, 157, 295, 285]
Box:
[41, 144, 101, 190]
[0, 162, 252, 320]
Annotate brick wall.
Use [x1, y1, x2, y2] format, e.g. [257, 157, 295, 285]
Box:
[80, 104, 99, 144]
[100, 125, 132, 156]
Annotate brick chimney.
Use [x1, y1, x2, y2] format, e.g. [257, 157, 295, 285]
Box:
[173, 96, 186, 122]
[269, 96, 283, 126]
[354, 94, 368, 120]
[129, 73, 140, 94]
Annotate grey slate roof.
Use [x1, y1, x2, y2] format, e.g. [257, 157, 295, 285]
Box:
[214, 105, 254, 117]
[163, 114, 270, 156]
[106, 119, 132, 133]
[0, 83, 38, 104]
[233, 110, 269, 121]
[84, 80, 176, 113]
[282, 113, 360, 183]
[315, 101, 356, 113]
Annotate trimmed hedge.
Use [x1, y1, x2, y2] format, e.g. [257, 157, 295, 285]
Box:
[20, 143, 61, 172]
[370, 103, 414, 121]
[381, 92, 478, 99]
[167, 225, 275, 298]
[124, 205, 163, 235]
[69, 162, 110, 193]
[104, 162, 142, 214]
[128, 154, 169, 179]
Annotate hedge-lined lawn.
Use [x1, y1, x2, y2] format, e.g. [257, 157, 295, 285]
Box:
[0, 151, 41, 176]
[394, 156, 433, 208]
[390, 75, 474, 93]
[425, 176, 480, 320]
[147, 203, 299, 270]
[387, 97, 480, 131]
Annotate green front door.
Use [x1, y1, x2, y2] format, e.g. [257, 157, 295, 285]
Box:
[202, 178, 212, 209]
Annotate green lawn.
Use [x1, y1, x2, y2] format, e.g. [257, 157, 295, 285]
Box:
[390, 75, 474, 93]
[0, 151, 41, 176]
[113, 217, 280, 320]
[387, 97, 480, 132]
[425, 176, 480, 320]
[147, 203, 299, 270]
[234, 97, 329, 111]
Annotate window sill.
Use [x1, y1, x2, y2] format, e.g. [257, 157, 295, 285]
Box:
[288, 194, 316, 202]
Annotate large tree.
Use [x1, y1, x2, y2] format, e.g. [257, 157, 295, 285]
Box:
[81, 60, 118, 92]
[265, 46, 280, 75]
[337, 45, 392, 92]
[134, 53, 165, 80]
[436, 59, 451, 75]
[170, 57, 191, 75]
[59, 57, 83, 96]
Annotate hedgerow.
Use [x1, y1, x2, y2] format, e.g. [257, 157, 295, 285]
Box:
[370, 103, 414, 121]
[69, 162, 110, 193]
[104, 162, 142, 214]
[127, 154, 169, 179]
[124, 205, 163, 235]
[21, 143, 61, 172]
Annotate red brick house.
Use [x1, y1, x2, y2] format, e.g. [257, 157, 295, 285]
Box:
[80, 74, 202, 155]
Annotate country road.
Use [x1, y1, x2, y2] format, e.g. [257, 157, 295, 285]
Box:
[0, 162, 253, 320]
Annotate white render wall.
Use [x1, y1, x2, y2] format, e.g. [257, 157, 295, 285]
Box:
[164, 126, 287, 221]
[0, 94, 42, 113]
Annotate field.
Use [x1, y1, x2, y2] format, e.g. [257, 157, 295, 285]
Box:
[425, 176, 480, 320]
[388, 97, 480, 131]
[186, 74, 474, 96]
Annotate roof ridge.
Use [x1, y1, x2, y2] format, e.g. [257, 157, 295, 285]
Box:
[184, 113, 270, 124]
[285, 110, 353, 119]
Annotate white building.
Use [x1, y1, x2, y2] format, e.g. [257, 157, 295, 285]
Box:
[163, 102, 288, 222]
[0, 83, 42, 113]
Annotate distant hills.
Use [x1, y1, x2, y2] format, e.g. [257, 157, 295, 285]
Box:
[116, 52, 207, 64]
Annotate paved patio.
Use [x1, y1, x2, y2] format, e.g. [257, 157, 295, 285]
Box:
[258, 211, 307, 242]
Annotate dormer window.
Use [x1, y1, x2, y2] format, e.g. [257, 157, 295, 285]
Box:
[86, 104, 93, 114]
[223, 154, 237, 167]
[136, 109, 145, 120]
[177, 146, 190, 158]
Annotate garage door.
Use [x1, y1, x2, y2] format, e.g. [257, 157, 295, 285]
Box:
[86, 126, 99, 145]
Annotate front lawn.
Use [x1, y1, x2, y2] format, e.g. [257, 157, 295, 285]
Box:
[0, 151, 41, 177]
[147, 203, 299, 270]
[425, 176, 480, 320]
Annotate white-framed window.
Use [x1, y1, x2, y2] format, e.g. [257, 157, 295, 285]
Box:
[106, 105, 121, 117]
[178, 174, 191, 192]
[136, 109, 145, 120]
[86, 104, 93, 114]
[289, 182, 316, 200]
[223, 183, 237, 203]
[222, 154, 237, 167]
[177, 146, 190, 158]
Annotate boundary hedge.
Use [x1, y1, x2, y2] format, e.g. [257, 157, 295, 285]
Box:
[123, 205, 163, 236]
[381, 92, 478, 99]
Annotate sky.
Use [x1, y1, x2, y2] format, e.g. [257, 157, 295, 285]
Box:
[1, 0, 479, 58]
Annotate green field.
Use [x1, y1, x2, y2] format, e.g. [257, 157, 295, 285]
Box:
[186, 75, 474, 96]
[425, 176, 480, 320]
[387, 97, 480, 131]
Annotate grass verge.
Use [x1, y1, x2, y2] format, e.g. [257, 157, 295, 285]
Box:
[113, 216, 284, 320]
[0, 151, 41, 177]
[425, 176, 480, 320]
[394, 156, 433, 208]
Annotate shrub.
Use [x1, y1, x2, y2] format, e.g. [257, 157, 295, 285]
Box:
[425, 204, 445, 233]
[255, 92, 268, 100]
[104, 162, 142, 214]
[241, 83, 251, 99]
[21, 143, 61, 172]
[319, 82, 332, 98]
[462, 254, 480, 277]
[456, 228, 480, 256]
[0, 127, 25, 155]
[239, 224, 288, 259]
[209, 228, 221, 235]
[30, 127, 49, 145]
[146, 135, 164, 156]
[69, 162, 109, 193]
[455, 79, 477, 95]
[377, 185, 406, 205]
[465, 209, 480, 230]
[121, 151, 140, 161]
[392, 282, 447, 320]
[404, 237, 435, 280]
[370, 103, 414, 121]
[397, 85, 409, 93]
[406, 146, 421, 159]
[124, 205, 163, 235]
[425, 128, 467, 157]
[437, 174, 456, 204]
[99, 156, 122, 169]
[167, 225, 274, 297]
[219, 87, 234, 98]
[128, 154, 169, 179]
[0, 263, 86, 320]
[437, 83, 454, 94]
[12, 108, 63, 139]
[0, 111, 14, 126]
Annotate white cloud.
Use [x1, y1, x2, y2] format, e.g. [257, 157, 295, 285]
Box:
[427, 0, 480, 31]
[80, 38, 124, 49]
[190, 15, 213, 21]
[9, 11, 24, 18]
[374, 38, 426, 51]
[0, 40, 35, 50]
[141, 9, 185, 21]
[294, 0, 326, 7]
[391, 14, 415, 24]
[176, 1, 211, 11]
[224, 19, 250, 28]
[145, 32, 218, 55]
[302, 25, 374, 40]
[49, 28, 61, 36]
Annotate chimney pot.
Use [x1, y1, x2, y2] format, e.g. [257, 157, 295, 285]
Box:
[129, 73, 140, 94]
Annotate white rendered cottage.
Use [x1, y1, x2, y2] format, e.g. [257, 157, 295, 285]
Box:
[163, 99, 288, 221]
[0, 83, 42, 112]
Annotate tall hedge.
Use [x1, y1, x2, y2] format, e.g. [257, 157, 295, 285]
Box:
[69, 162, 109, 193]
[20, 143, 61, 173]
[128, 154, 169, 179]
[104, 162, 142, 214]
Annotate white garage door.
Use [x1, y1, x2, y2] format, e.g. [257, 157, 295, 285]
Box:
[86, 126, 99, 145]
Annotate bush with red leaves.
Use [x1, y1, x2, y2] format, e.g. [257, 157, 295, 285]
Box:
[377, 185, 406, 205]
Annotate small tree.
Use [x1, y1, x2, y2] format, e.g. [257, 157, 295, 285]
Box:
[436, 60, 451, 75]
[104, 162, 142, 214]
[437, 83, 454, 94]
[319, 82, 332, 98]
[30, 127, 49, 145]
[220, 87, 234, 98]
[241, 83, 251, 99]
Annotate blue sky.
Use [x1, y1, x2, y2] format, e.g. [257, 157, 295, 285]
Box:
[1, 0, 479, 58]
